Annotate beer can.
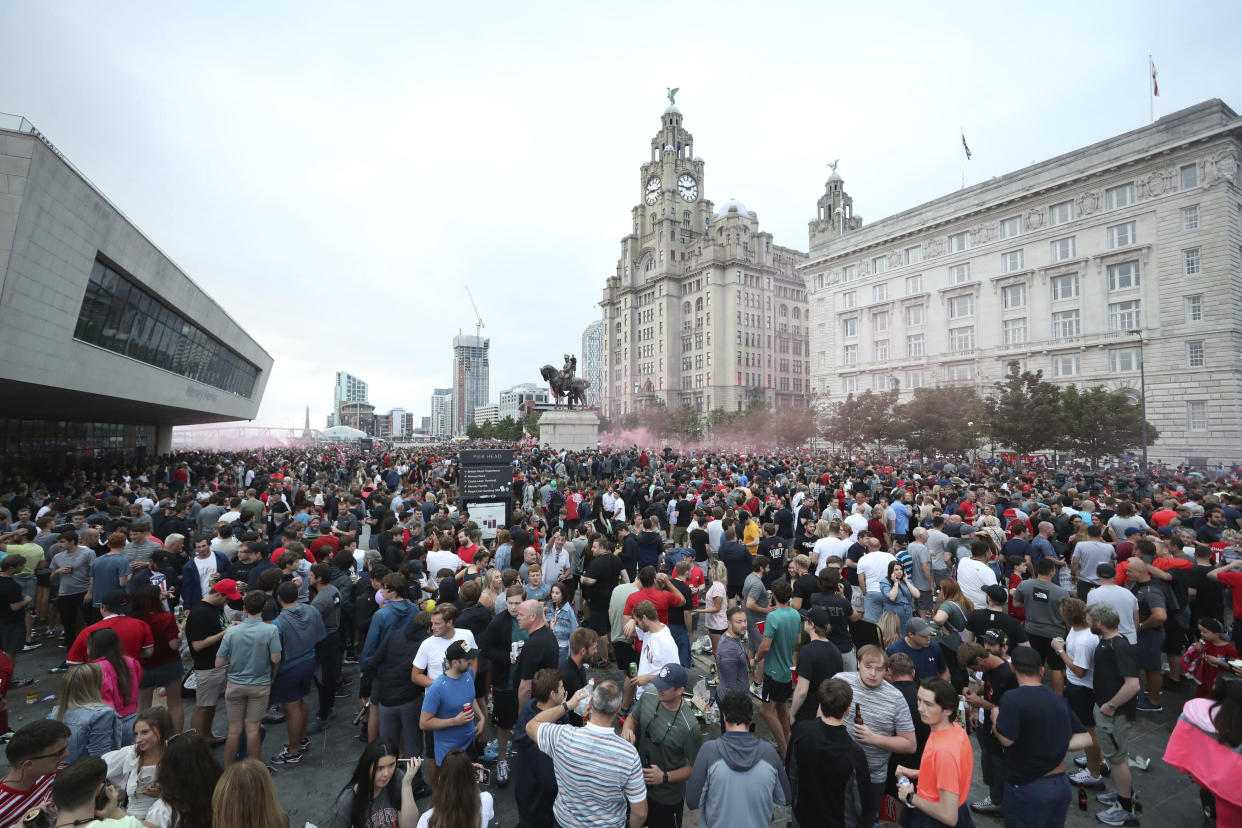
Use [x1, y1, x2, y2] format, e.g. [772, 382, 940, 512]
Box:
[628, 662, 638, 678]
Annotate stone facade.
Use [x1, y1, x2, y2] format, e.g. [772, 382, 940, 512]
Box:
[599, 103, 809, 419]
[801, 99, 1242, 465]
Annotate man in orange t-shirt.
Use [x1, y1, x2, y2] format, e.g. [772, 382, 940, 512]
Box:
[623, 567, 685, 626]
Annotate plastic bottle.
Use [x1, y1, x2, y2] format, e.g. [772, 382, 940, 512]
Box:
[1078, 785, 1088, 811]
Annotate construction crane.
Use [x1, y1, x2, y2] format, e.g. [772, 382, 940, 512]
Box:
[464, 285, 486, 431]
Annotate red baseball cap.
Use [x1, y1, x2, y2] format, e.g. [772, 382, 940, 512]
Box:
[212, 578, 243, 601]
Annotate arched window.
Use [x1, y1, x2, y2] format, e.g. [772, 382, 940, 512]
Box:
[792, 307, 801, 320]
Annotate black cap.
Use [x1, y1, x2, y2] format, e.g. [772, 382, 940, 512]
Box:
[102, 590, 130, 612]
[799, 607, 832, 628]
[446, 640, 476, 661]
[982, 584, 1008, 605]
[1010, 647, 1042, 672]
[981, 628, 1008, 648]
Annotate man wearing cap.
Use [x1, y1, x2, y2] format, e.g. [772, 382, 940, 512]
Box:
[993, 645, 1092, 824]
[419, 639, 485, 781]
[1087, 564, 1139, 644]
[957, 634, 1019, 815]
[967, 584, 1028, 648]
[186, 578, 238, 744]
[621, 662, 701, 827]
[65, 590, 154, 665]
[885, 617, 948, 681]
[181, 537, 232, 609]
[790, 607, 844, 723]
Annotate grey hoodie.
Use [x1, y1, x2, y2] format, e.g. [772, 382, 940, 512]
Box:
[686, 730, 790, 828]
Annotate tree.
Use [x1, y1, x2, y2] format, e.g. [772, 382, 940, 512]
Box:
[525, 410, 542, 440]
[1058, 385, 1159, 468]
[770, 405, 817, 447]
[823, 390, 898, 451]
[891, 386, 987, 457]
[667, 405, 704, 442]
[986, 370, 1063, 468]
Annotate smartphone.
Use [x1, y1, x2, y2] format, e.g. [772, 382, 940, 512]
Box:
[398, 758, 416, 773]
[94, 782, 115, 812]
[476, 768, 491, 786]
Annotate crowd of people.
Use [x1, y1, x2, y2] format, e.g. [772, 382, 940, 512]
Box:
[0, 443, 1239, 827]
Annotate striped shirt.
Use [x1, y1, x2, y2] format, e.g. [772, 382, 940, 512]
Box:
[536, 721, 645, 828]
[0, 765, 63, 827]
[834, 672, 916, 782]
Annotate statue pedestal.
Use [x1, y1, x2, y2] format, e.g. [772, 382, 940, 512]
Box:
[539, 410, 599, 451]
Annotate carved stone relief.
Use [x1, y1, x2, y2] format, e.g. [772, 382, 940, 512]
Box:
[1208, 150, 1240, 188]
[924, 237, 946, 259]
[1024, 208, 1045, 231]
[1077, 190, 1101, 216]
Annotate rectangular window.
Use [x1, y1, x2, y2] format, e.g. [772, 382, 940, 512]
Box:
[1003, 317, 1028, 345]
[906, 370, 925, 389]
[905, 274, 923, 295]
[1109, 347, 1141, 372]
[1002, 250, 1024, 273]
[949, 263, 971, 285]
[842, 317, 857, 337]
[840, 291, 856, 309]
[1050, 273, 1079, 301]
[1181, 205, 1200, 231]
[1184, 248, 1201, 275]
[947, 363, 974, 381]
[872, 255, 888, 274]
[1049, 200, 1075, 226]
[948, 232, 969, 253]
[842, 264, 857, 282]
[1185, 294, 1203, 322]
[817, 351, 827, 369]
[872, 374, 891, 392]
[1050, 236, 1076, 262]
[1107, 261, 1141, 290]
[1107, 221, 1136, 249]
[948, 325, 975, 351]
[1105, 183, 1135, 209]
[1000, 215, 1022, 239]
[873, 339, 890, 361]
[1181, 164, 1198, 190]
[905, 246, 922, 265]
[1108, 300, 1141, 331]
[1188, 400, 1207, 430]
[873, 283, 889, 302]
[1188, 340, 1205, 368]
[906, 333, 925, 356]
[843, 376, 858, 394]
[1051, 354, 1080, 377]
[1001, 283, 1027, 309]
[905, 304, 925, 326]
[1052, 309, 1081, 339]
[842, 344, 858, 365]
[873, 311, 889, 332]
[948, 294, 975, 319]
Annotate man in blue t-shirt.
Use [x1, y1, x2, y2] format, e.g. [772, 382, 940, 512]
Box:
[884, 617, 948, 681]
[419, 639, 484, 786]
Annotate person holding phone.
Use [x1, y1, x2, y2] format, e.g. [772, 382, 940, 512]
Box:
[50, 756, 139, 828]
[414, 748, 494, 828]
[327, 738, 423, 828]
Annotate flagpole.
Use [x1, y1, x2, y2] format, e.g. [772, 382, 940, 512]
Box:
[1149, 55, 1154, 123]
[960, 126, 965, 190]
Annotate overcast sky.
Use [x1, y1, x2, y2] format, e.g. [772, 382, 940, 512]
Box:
[5, 1, 1240, 429]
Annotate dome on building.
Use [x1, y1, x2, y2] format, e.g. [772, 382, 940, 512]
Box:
[714, 199, 749, 218]
[320, 425, 369, 441]
[664, 104, 681, 115]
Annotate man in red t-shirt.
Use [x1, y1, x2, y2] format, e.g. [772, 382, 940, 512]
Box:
[66, 591, 154, 664]
[309, 533, 340, 564]
[1151, 499, 1180, 529]
[1209, 560, 1242, 642]
[623, 567, 686, 625]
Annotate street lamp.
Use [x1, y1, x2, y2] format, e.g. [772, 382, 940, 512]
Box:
[1127, 329, 1148, 471]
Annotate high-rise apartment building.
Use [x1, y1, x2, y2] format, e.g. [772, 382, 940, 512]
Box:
[499, 383, 550, 421]
[334, 372, 368, 407]
[802, 99, 1242, 465]
[429, 388, 453, 440]
[581, 319, 604, 407]
[599, 100, 809, 418]
[451, 335, 489, 436]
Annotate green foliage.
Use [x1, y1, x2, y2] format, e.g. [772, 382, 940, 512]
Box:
[891, 386, 987, 457]
[822, 389, 899, 450]
[1058, 385, 1158, 467]
[985, 371, 1063, 466]
[466, 415, 527, 441]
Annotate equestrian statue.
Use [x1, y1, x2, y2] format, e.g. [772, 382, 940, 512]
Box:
[541, 354, 590, 410]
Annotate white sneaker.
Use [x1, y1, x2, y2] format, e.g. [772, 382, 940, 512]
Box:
[1096, 803, 1139, 826]
[1069, 769, 1105, 789]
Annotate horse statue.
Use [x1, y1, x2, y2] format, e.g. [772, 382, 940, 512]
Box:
[540, 364, 591, 410]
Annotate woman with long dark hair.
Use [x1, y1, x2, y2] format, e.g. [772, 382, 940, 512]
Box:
[326, 738, 422, 828]
[89, 627, 142, 738]
[130, 584, 185, 734]
[102, 707, 173, 822]
[148, 732, 221, 828]
[416, 748, 493, 828]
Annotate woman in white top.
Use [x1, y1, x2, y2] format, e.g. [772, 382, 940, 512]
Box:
[102, 707, 173, 821]
[416, 748, 494, 828]
[697, 560, 729, 654]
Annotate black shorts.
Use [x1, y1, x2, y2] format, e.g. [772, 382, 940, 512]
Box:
[588, 608, 610, 637]
[706, 626, 726, 636]
[1027, 635, 1065, 672]
[727, 583, 743, 601]
[1162, 619, 1185, 655]
[492, 688, 518, 729]
[761, 675, 793, 704]
[269, 658, 315, 705]
[1064, 682, 1095, 727]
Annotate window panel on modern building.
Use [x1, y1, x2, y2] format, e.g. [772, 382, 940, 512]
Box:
[1002, 318, 1027, 345]
[905, 274, 923, 295]
[906, 333, 925, 357]
[872, 255, 888, 274]
[1185, 294, 1203, 322]
[947, 363, 974, 381]
[842, 317, 857, 337]
[905, 246, 922, 265]
[1050, 273, 1079, 301]
[1109, 347, 1141, 372]
[1050, 236, 1076, 262]
[1188, 340, 1205, 368]
[841, 291, 856, 309]
[873, 339, 890, 361]
[905, 304, 925, 326]
[872, 310, 889, 332]
[1051, 354, 1080, 377]
[1108, 300, 1141, 331]
[948, 231, 969, 253]
[1107, 261, 1141, 291]
[1048, 200, 1075, 226]
[1184, 248, 1201, 275]
[906, 370, 924, 388]
[1001, 250, 1024, 273]
[1107, 221, 1136, 249]
[872, 283, 888, 302]
[948, 325, 975, 351]
[1188, 400, 1207, 431]
[999, 215, 1022, 239]
[1001, 283, 1026, 309]
[1052, 309, 1080, 339]
[74, 259, 259, 397]
[949, 263, 970, 284]
[1181, 164, 1198, 190]
[1104, 183, 1135, 210]
[842, 344, 858, 365]
[948, 295, 974, 319]
[1181, 205, 1200, 230]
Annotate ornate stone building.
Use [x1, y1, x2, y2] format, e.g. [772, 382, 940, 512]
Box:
[599, 101, 809, 418]
[801, 99, 1242, 465]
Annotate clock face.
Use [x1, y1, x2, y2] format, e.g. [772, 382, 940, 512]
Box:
[645, 176, 661, 205]
[678, 174, 698, 202]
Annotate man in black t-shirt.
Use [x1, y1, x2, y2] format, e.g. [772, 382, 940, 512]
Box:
[958, 633, 1019, 815]
[965, 584, 1028, 647]
[756, 524, 788, 588]
[186, 584, 231, 743]
[789, 555, 820, 611]
[580, 540, 624, 661]
[809, 568, 859, 670]
[516, 600, 559, 711]
[688, 511, 710, 563]
[668, 562, 695, 667]
[790, 608, 843, 723]
[1087, 602, 1142, 825]
[557, 627, 597, 726]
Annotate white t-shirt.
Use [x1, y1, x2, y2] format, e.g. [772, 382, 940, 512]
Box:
[812, 536, 851, 574]
[635, 626, 679, 698]
[413, 629, 479, 682]
[426, 550, 463, 587]
[956, 558, 998, 609]
[193, 554, 217, 586]
[416, 792, 494, 828]
[857, 551, 896, 594]
[1064, 626, 1100, 688]
[844, 513, 869, 542]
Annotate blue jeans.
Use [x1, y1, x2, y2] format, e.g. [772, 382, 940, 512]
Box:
[669, 624, 691, 667]
[1004, 773, 1071, 828]
[863, 591, 885, 623]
